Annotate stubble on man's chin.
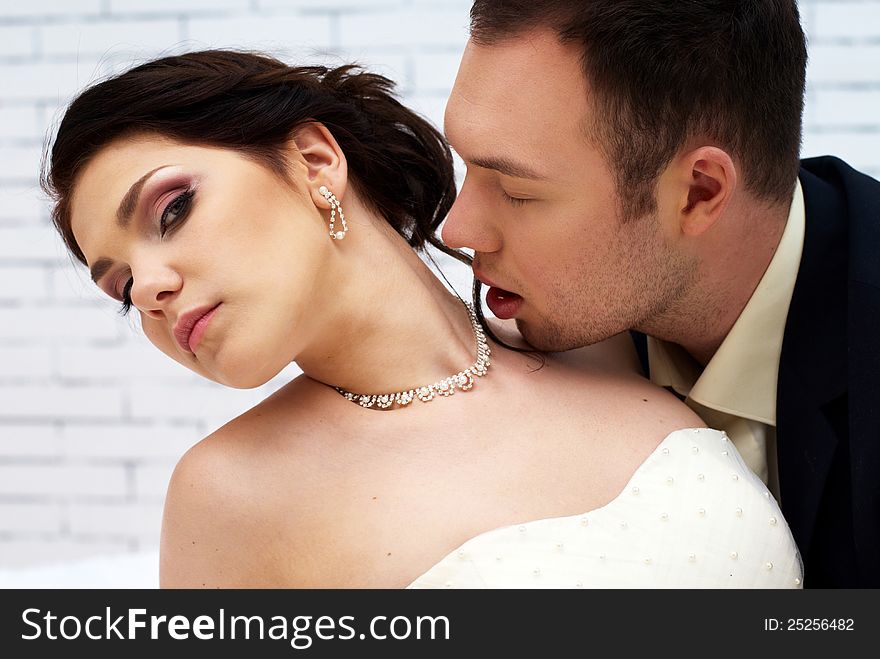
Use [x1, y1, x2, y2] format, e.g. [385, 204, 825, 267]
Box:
[514, 256, 699, 353]
[515, 315, 617, 352]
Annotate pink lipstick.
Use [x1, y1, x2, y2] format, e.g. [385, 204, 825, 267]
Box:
[174, 304, 220, 353]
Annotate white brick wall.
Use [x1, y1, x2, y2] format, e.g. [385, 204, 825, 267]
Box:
[0, 0, 877, 572]
[801, 0, 880, 179]
[40, 19, 186, 58]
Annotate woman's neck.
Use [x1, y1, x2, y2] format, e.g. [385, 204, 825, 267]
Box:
[294, 203, 478, 397]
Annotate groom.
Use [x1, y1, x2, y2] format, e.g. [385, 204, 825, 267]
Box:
[441, 1, 879, 587]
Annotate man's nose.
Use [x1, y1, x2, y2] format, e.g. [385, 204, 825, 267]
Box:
[441, 178, 502, 254]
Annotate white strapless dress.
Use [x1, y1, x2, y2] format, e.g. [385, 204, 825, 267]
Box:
[407, 428, 803, 588]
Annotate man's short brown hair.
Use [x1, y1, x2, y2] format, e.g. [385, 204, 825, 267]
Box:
[470, 0, 808, 219]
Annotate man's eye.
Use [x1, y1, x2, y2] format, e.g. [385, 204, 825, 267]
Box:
[502, 191, 529, 207]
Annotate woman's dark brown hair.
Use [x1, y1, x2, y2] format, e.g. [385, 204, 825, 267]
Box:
[41, 49, 523, 353]
[42, 49, 463, 264]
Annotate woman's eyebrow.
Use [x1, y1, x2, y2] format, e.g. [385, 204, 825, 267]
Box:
[116, 164, 171, 226]
[89, 257, 114, 284]
[88, 164, 172, 284]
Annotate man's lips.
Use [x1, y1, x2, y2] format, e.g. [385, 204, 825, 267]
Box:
[472, 267, 504, 291]
[473, 268, 523, 320]
[173, 303, 220, 353]
[485, 286, 523, 320]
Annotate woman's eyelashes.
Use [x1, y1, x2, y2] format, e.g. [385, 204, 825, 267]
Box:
[118, 276, 134, 316]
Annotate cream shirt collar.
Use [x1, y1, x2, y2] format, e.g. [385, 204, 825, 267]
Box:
[647, 179, 806, 425]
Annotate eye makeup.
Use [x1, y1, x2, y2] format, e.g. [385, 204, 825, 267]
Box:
[112, 177, 199, 316]
[158, 187, 196, 236]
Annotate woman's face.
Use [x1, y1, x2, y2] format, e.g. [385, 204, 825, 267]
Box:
[69, 134, 331, 388]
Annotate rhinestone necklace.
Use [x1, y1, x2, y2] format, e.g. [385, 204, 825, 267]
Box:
[335, 301, 491, 409]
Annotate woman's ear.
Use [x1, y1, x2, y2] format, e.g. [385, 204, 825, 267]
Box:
[290, 122, 349, 209]
[676, 146, 737, 237]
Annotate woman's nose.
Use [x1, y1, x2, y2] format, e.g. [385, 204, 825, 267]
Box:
[128, 260, 182, 316]
[441, 178, 502, 254]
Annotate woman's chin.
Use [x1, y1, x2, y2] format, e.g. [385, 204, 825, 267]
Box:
[204, 355, 285, 390]
[162, 340, 286, 389]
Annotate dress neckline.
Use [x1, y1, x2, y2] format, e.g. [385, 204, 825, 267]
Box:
[405, 426, 719, 588]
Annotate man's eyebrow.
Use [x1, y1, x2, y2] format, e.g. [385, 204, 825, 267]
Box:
[88, 164, 170, 284]
[470, 156, 546, 181]
[116, 165, 170, 226]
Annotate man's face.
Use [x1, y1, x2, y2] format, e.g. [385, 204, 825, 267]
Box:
[442, 31, 696, 350]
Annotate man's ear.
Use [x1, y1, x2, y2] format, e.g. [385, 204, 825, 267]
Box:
[290, 122, 349, 210]
[675, 146, 737, 237]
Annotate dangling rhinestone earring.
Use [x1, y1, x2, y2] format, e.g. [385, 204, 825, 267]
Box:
[319, 185, 348, 241]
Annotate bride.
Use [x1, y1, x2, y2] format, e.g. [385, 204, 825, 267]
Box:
[43, 50, 802, 588]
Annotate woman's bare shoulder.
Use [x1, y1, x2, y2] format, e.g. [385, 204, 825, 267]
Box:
[159, 430, 278, 587]
[486, 317, 703, 443]
[552, 331, 644, 375]
[159, 379, 333, 588]
[487, 316, 643, 375]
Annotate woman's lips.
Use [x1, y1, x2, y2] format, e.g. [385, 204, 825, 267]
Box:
[174, 303, 221, 353]
[485, 286, 523, 320]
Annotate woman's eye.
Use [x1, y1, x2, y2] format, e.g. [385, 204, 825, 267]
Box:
[160, 189, 195, 235]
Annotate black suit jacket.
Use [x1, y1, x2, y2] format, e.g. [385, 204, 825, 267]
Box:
[632, 156, 880, 587]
